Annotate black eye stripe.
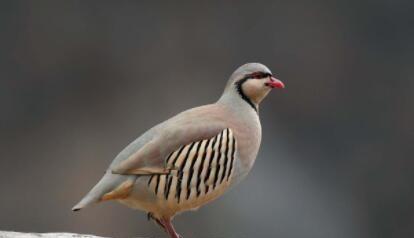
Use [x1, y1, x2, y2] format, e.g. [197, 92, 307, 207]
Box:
[247, 72, 271, 79]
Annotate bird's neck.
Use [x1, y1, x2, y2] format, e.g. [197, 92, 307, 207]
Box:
[216, 89, 262, 180]
[217, 89, 259, 115]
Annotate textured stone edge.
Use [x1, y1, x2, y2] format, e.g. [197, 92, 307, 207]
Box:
[0, 231, 109, 238]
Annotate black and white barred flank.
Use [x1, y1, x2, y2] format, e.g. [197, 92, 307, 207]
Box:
[147, 128, 237, 203]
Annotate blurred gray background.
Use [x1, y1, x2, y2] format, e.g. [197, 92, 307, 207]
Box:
[1, 1, 413, 238]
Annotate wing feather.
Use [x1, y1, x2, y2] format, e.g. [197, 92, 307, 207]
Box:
[111, 105, 229, 175]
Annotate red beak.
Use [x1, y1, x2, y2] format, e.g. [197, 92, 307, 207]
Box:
[266, 77, 285, 89]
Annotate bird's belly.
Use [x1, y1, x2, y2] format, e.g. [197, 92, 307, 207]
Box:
[135, 168, 234, 218]
[161, 175, 232, 214]
[121, 162, 238, 218]
[121, 128, 239, 218]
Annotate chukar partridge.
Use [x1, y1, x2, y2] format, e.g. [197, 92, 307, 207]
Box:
[73, 63, 285, 238]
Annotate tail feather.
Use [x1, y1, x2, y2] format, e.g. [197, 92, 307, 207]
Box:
[72, 172, 133, 211]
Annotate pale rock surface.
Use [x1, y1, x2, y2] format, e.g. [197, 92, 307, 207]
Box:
[0, 232, 109, 238]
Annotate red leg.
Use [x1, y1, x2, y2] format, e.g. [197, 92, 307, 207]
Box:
[160, 217, 182, 238]
[155, 218, 167, 232]
[147, 213, 167, 232]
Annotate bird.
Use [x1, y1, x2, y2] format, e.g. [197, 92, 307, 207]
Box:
[72, 63, 285, 238]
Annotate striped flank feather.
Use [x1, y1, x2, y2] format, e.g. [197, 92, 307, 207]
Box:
[147, 128, 237, 203]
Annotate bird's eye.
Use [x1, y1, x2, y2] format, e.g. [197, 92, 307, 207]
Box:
[249, 72, 270, 79]
[250, 72, 263, 79]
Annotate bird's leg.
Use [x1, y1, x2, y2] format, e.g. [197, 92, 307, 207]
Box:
[160, 217, 182, 238]
[155, 218, 167, 231]
[147, 212, 166, 232]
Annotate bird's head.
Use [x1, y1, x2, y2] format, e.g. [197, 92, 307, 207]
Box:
[224, 63, 285, 111]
